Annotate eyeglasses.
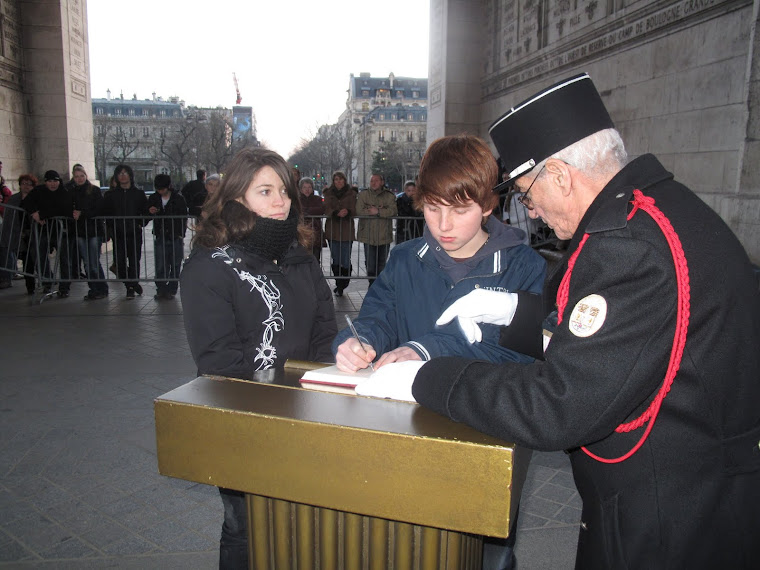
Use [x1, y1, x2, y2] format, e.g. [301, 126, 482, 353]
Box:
[516, 164, 545, 211]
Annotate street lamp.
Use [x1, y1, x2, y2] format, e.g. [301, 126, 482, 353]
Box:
[355, 116, 374, 188]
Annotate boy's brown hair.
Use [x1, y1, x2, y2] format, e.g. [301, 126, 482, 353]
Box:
[415, 135, 499, 212]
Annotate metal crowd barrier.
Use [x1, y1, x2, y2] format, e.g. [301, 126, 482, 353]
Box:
[0, 206, 557, 304]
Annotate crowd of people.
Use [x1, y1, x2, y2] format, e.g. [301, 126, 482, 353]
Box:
[0, 159, 442, 303]
[0, 164, 221, 300]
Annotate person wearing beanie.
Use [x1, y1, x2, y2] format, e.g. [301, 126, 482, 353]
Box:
[24, 169, 74, 297]
[99, 164, 148, 299]
[386, 73, 760, 569]
[179, 147, 337, 569]
[147, 174, 187, 300]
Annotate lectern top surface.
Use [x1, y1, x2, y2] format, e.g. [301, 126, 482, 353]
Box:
[156, 373, 513, 448]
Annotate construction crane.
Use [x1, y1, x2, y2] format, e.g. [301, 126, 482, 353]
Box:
[233, 72, 242, 105]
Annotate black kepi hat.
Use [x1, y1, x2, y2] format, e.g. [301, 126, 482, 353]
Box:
[489, 73, 614, 192]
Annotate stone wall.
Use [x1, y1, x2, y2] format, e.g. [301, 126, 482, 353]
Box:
[429, 0, 760, 263]
[0, 0, 94, 190]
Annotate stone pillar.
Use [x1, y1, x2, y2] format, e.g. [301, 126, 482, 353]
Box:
[734, 0, 760, 262]
[427, 0, 485, 142]
[0, 0, 94, 188]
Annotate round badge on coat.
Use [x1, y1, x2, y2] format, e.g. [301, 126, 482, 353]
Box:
[568, 294, 607, 337]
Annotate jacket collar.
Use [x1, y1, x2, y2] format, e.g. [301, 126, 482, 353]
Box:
[576, 154, 673, 236]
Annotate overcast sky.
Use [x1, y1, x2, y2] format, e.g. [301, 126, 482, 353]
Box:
[86, 1, 430, 159]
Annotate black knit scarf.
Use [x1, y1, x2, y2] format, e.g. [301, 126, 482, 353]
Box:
[233, 209, 299, 263]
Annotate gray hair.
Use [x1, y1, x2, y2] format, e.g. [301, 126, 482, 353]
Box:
[298, 177, 314, 190]
[535, 128, 627, 180]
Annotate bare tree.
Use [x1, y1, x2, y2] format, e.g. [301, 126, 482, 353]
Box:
[200, 110, 235, 173]
[93, 122, 117, 185]
[159, 117, 197, 185]
[111, 127, 140, 165]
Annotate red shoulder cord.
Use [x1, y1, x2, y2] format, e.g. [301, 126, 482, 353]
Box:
[555, 189, 691, 464]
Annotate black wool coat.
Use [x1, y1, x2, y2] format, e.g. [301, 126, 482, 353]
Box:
[180, 242, 337, 381]
[414, 154, 760, 570]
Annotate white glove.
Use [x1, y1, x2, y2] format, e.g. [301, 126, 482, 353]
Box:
[354, 361, 425, 402]
[436, 290, 519, 343]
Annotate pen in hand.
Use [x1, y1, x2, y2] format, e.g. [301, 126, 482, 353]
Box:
[345, 315, 375, 371]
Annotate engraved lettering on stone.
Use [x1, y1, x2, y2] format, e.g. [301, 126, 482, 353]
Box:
[484, 0, 730, 99]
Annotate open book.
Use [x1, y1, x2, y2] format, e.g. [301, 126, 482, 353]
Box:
[299, 365, 374, 395]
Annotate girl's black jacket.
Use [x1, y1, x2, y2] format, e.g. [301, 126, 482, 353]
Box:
[180, 241, 337, 380]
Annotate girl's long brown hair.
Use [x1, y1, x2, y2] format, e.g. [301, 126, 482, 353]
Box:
[193, 147, 312, 249]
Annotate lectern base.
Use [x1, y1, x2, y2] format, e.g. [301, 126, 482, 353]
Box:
[247, 494, 484, 570]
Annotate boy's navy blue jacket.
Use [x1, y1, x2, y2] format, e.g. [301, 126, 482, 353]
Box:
[332, 216, 546, 363]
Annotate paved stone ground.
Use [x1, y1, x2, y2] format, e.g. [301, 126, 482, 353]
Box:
[0, 270, 579, 569]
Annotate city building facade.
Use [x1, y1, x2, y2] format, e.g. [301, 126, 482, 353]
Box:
[92, 92, 256, 191]
[339, 72, 428, 189]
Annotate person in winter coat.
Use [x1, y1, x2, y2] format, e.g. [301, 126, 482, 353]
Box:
[395, 180, 424, 243]
[298, 177, 325, 261]
[180, 147, 337, 570]
[0, 173, 35, 290]
[148, 174, 187, 300]
[24, 170, 74, 297]
[334, 135, 546, 570]
[356, 173, 397, 287]
[99, 164, 148, 299]
[71, 166, 108, 300]
[322, 171, 356, 296]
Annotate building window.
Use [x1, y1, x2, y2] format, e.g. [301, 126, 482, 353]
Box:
[143, 109, 150, 116]
[96, 107, 103, 115]
[379, 114, 385, 121]
[391, 113, 397, 120]
[362, 90, 369, 97]
[391, 130, 397, 142]
[116, 126, 123, 134]
[96, 125, 104, 135]
[362, 102, 369, 111]
[378, 130, 385, 142]
[115, 108, 121, 115]
[160, 127, 166, 137]
[407, 131, 413, 142]
[128, 108, 135, 116]
[421, 114, 426, 121]
[160, 110, 166, 117]
[419, 130, 426, 142]
[129, 127, 136, 137]
[396, 90, 403, 98]
[407, 113, 413, 120]
[143, 127, 150, 137]
[412, 91, 419, 99]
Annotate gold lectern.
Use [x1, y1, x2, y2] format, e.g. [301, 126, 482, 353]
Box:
[154, 363, 530, 569]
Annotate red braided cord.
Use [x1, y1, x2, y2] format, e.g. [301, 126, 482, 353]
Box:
[556, 190, 691, 463]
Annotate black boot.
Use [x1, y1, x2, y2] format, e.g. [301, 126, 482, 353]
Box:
[331, 264, 342, 296]
[338, 264, 351, 294]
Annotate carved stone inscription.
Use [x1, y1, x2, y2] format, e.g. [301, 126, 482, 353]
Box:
[430, 0, 444, 109]
[68, 0, 88, 100]
[0, 0, 23, 89]
[485, 0, 733, 98]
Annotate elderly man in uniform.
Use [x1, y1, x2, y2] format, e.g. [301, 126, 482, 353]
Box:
[379, 74, 760, 569]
